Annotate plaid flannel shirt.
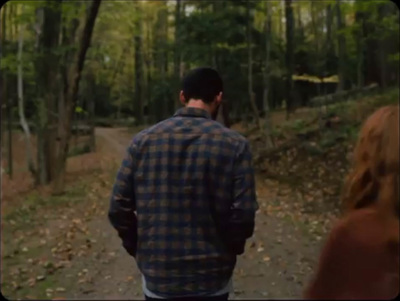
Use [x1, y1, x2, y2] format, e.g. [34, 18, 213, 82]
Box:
[108, 107, 258, 297]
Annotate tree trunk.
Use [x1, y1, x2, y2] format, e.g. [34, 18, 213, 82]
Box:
[0, 4, 10, 178]
[285, 0, 295, 119]
[32, 6, 47, 185]
[17, 8, 37, 182]
[7, 87, 12, 179]
[336, 0, 346, 91]
[163, 6, 171, 115]
[214, 102, 230, 128]
[246, 0, 261, 129]
[325, 4, 335, 76]
[296, 3, 302, 36]
[263, 1, 274, 149]
[35, 0, 62, 184]
[52, 0, 102, 194]
[355, 8, 365, 88]
[87, 72, 96, 152]
[7, 3, 13, 40]
[134, 2, 144, 124]
[179, 0, 186, 82]
[45, 1, 62, 182]
[278, 1, 283, 41]
[110, 42, 130, 120]
[326, 4, 333, 50]
[13, 3, 18, 41]
[0, 3, 5, 146]
[211, 2, 218, 69]
[3, 3, 13, 179]
[155, 3, 169, 119]
[310, 2, 320, 78]
[377, 2, 392, 89]
[145, 17, 152, 123]
[173, 0, 182, 111]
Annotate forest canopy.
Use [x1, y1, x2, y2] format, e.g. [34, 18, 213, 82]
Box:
[1, 0, 399, 192]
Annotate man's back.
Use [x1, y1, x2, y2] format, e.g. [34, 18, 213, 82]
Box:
[130, 107, 254, 297]
[109, 67, 258, 300]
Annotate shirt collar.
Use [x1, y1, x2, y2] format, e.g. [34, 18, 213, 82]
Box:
[173, 107, 212, 120]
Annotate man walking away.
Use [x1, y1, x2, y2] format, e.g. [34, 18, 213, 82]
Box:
[108, 67, 259, 300]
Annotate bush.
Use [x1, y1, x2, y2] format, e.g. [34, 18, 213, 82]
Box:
[68, 143, 92, 157]
[94, 118, 114, 127]
[117, 117, 136, 127]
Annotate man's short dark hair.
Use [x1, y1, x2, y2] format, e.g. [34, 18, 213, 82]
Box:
[182, 67, 223, 104]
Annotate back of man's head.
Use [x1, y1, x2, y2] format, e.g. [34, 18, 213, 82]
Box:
[182, 67, 223, 104]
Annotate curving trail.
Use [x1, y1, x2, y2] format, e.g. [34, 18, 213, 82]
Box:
[1, 127, 323, 300]
[67, 127, 323, 300]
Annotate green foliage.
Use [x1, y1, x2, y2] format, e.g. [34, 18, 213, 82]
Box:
[319, 129, 347, 149]
[67, 143, 91, 157]
[3, 181, 85, 226]
[289, 119, 306, 131]
[0, 53, 18, 72]
[280, 119, 307, 133]
[94, 118, 114, 127]
[2, 0, 398, 122]
[74, 106, 86, 114]
[303, 142, 324, 156]
[388, 53, 399, 62]
[271, 127, 285, 140]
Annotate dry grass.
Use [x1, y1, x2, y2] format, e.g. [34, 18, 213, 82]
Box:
[1, 133, 114, 205]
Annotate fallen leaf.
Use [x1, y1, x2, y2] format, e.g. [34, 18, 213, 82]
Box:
[27, 278, 36, 287]
[72, 218, 82, 224]
[263, 256, 271, 262]
[12, 281, 22, 291]
[44, 261, 54, 269]
[36, 275, 46, 281]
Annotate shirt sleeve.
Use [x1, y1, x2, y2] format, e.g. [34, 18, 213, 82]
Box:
[226, 140, 259, 254]
[108, 142, 138, 257]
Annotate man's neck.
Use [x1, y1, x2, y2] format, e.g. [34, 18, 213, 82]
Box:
[185, 99, 212, 114]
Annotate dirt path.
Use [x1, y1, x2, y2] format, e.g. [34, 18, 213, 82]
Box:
[2, 127, 327, 300]
[95, 127, 129, 156]
[72, 128, 145, 299]
[69, 127, 324, 299]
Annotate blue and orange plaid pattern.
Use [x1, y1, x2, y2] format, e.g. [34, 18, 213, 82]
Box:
[109, 107, 258, 297]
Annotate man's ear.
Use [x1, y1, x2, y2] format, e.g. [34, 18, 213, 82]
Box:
[215, 92, 223, 105]
[179, 91, 186, 105]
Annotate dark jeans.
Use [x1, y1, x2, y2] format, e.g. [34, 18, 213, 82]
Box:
[144, 293, 229, 301]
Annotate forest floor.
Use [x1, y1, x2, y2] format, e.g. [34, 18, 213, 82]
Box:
[1, 89, 398, 300]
